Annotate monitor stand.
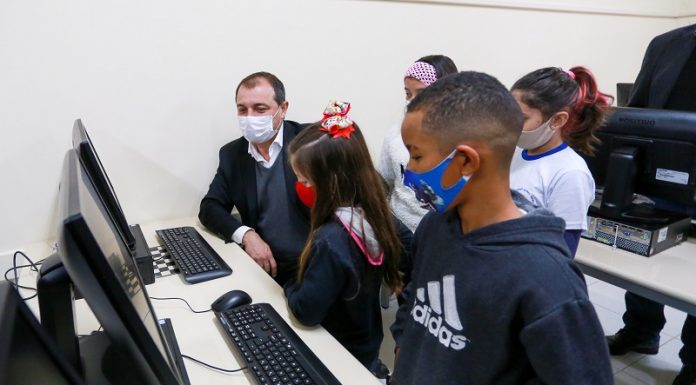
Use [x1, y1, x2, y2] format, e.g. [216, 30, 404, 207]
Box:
[620, 204, 671, 224]
[37, 256, 190, 385]
[78, 321, 190, 385]
[159, 318, 191, 385]
[79, 331, 143, 385]
[599, 145, 674, 225]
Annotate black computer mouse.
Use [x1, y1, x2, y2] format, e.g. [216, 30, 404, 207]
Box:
[211, 289, 252, 312]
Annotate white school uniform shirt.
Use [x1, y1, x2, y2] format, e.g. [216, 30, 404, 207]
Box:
[509, 143, 595, 230]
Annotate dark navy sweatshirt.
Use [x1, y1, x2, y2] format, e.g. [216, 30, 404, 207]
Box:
[284, 217, 412, 370]
[390, 209, 612, 385]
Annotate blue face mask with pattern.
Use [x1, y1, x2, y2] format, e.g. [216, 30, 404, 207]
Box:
[402, 150, 468, 213]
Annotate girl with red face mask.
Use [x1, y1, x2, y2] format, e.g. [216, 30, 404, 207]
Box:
[284, 101, 411, 379]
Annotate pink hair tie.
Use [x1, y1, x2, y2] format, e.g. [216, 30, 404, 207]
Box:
[404, 61, 438, 86]
[563, 68, 576, 79]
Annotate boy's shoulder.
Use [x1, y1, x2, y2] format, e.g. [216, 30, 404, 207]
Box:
[415, 209, 569, 251]
[413, 211, 452, 237]
[504, 243, 589, 308]
[417, 210, 577, 278]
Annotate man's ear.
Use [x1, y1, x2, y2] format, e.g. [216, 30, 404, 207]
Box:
[454, 144, 480, 177]
[280, 101, 289, 118]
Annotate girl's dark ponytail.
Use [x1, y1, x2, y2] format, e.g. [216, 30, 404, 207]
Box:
[566, 66, 614, 156]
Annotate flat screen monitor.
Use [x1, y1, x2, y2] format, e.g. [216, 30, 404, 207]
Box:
[0, 281, 85, 385]
[56, 149, 184, 385]
[584, 107, 696, 222]
[72, 119, 136, 249]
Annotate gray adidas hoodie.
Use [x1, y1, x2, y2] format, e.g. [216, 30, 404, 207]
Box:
[391, 208, 613, 385]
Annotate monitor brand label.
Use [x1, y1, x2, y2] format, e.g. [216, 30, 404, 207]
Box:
[656, 168, 689, 185]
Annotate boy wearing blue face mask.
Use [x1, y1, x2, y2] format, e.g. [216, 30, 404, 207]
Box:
[390, 72, 612, 385]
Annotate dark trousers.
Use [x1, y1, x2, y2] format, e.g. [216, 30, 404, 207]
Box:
[624, 291, 696, 366]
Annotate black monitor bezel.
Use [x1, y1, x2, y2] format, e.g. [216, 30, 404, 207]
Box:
[57, 150, 182, 385]
[72, 119, 137, 249]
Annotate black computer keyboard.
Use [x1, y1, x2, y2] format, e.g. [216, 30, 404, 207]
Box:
[216, 303, 341, 385]
[156, 226, 232, 284]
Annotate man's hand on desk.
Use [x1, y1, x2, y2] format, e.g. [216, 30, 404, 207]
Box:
[242, 230, 277, 277]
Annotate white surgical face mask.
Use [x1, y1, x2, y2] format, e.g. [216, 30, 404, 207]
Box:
[517, 119, 555, 150]
[238, 107, 283, 144]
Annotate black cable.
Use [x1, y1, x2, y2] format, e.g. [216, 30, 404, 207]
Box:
[4, 264, 37, 283]
[14, 251, 35, 282]
[149, 296, 212, 314]
[4, 251, 43, 301]
[4, 264, 39, 294]
[181, 354, 246, 373]
[150, 299, 245, 373]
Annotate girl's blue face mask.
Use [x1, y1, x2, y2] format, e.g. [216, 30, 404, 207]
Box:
[403, 150, 468, 213]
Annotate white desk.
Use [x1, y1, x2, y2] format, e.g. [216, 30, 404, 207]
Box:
[575, 238, 696, 316]
[20, 217, 380, 385]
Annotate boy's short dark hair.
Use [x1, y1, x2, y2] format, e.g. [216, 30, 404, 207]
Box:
[407, 71, 523, 170]
[235, 71, 286, 106]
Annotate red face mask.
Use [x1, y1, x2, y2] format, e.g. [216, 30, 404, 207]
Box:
[295, 181, 316, 208]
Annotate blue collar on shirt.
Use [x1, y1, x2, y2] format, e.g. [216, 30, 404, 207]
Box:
[521, 142, 569, 161]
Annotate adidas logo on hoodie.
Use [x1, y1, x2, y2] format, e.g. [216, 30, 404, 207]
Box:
[410, 275, 469, 351]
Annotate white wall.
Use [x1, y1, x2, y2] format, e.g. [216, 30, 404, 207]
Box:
[0, 0, 689, 253]
[389, 0, 696, 17]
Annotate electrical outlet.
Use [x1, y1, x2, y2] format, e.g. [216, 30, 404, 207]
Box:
[0, 249, 25, 283]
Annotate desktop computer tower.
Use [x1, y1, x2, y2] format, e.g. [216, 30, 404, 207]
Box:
[582, 204, 690, 257]
[131, 224, 155, 285]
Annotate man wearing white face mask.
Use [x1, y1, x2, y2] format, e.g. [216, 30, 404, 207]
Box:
[199, 71, 310, 285]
